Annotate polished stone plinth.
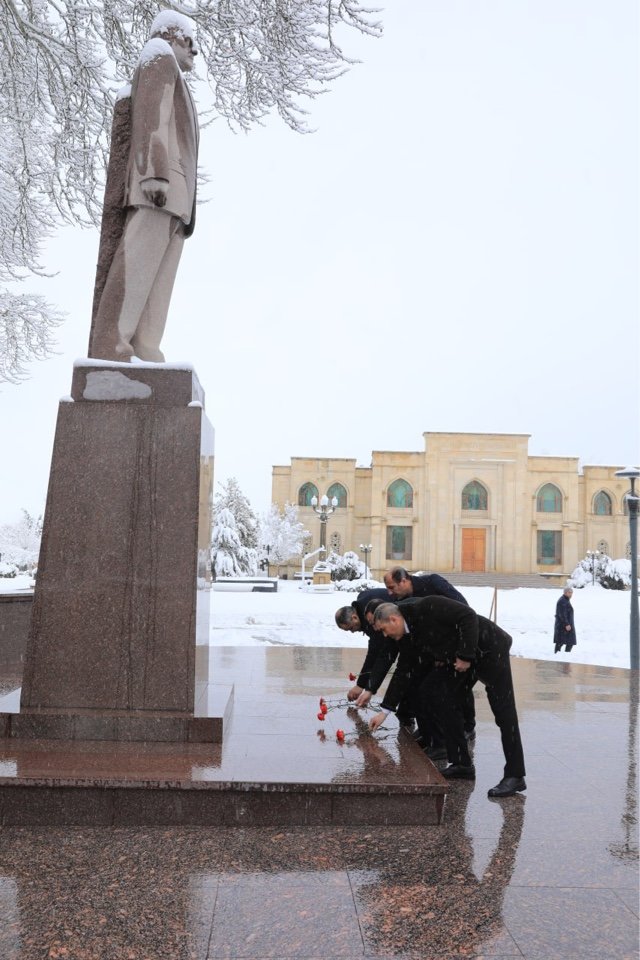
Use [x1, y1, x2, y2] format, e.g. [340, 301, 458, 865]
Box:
[0, 646, 447, 827]
[11, 363, 215, 742]
[0, 593, 32, 682]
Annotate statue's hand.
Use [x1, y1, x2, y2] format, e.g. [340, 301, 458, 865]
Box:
[141, 178, 169, 207]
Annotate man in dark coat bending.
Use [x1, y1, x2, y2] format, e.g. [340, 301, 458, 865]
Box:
[357, 598, 527, 799]
[383, 566, 467, 605]
[335, 588, 395, 701]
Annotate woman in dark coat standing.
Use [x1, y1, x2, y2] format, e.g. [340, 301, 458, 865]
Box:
[554, 587, 576, 652]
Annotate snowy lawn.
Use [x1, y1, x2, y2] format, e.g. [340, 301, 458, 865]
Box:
[2, 575, 631, 669]
[211, 579, 633, 670]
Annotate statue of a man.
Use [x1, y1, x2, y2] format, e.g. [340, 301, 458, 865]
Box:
[89, 12, 199, 362]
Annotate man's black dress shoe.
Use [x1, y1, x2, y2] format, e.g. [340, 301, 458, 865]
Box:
[423, 745, 448, 762]
[487, 776, 526, 798]
[442, 763, 476, 780]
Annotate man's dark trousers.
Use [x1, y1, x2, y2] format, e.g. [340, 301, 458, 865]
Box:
[421, 638, 525, 778]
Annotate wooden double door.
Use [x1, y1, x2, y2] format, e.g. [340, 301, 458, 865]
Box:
[462, 528, 486, 572]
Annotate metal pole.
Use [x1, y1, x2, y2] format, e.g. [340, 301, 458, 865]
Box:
[319, 514, 327, 553]
[616, 468, 640, 670]
[629, 482, 639, 670]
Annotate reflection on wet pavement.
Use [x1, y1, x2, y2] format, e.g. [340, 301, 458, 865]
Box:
[0, 650, 637, 958]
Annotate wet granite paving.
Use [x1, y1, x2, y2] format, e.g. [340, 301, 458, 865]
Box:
[0, 649, 638, 958]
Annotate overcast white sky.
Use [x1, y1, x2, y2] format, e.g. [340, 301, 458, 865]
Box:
[1, 0, 638, 524]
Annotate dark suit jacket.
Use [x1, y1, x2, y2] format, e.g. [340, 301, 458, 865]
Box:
[371, 596, 512, 712]
[409, 574, 468, 605]
[352, 588, 397, 688]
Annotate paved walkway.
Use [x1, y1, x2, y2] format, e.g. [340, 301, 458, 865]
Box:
[0, 650, 637, 959]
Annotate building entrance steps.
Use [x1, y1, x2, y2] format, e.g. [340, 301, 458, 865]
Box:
[451, 572, 561, 588]
[0, 646, 447, 827]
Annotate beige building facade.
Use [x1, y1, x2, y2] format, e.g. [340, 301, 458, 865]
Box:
[271, 432, 633, 581]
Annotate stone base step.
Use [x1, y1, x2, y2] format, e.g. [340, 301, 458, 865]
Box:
[451, 572, 562, 589]
[0, 732, 446, 827]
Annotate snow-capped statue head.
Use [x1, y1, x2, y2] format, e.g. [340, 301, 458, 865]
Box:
[149, 11, 198, 72]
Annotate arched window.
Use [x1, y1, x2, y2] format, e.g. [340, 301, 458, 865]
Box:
[536, 483, 562, 513]
[623, 492, 632, 516]
[593, 491, 612, 516]
[387, 479, 413, 508]
[327, 483, 347, 508]
[461, 481, 488, 511]
[298, 482, 319, 507]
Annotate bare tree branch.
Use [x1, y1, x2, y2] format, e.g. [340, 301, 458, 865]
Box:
[0, 0, 381, 382]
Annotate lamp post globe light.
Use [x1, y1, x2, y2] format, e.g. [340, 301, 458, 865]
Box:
[614, 466, 640, 670]
[310, 495, 338, 555]
[359, 543, 372, 580]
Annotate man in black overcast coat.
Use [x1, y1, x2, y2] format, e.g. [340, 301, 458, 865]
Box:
[357, 597, 527, 799]
[381, 566, 476, 746]
[554, 587, 577, 653]
[383, 565, 468, 605]
[335, 588, 395, 698]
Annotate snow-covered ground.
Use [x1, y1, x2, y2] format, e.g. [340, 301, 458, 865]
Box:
[2, 575, 632, 669]
[210, 579, 633, 670]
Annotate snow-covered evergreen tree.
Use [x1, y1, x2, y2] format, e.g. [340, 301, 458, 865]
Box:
[214, 478, 258, 550]
[1, 0, 381, 381]
[0, 509, 43, 569]
[569, 553, 632, 590]
[211, 507, 255, 578]
[258, 503, 308, 572]
[325, 550, 365, 581]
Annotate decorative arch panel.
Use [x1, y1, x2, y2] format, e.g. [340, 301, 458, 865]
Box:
[298, 482, 319, 507]
[536, 483, 562, 513]
[387, 478, 413, 509]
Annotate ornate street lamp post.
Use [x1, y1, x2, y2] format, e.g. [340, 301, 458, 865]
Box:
[615, 466, 639, 670]
[310, 494, 338, 555]
[586, 549, 602, 586]
[359, 543, 372, 580]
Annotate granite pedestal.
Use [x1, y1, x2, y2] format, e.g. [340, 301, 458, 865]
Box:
[2, 362, 223, 743]
[0, 647, 448, 827]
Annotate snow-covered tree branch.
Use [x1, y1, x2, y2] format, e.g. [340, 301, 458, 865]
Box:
[0, 0, 381, 382]
[211, 507, 256, 577]
[211, 477, 259, 575]
[0, 508, 43, 569]
[258, 502, 308, 571]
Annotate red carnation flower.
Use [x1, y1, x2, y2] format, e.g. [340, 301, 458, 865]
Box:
[349, 673, 357, 681]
